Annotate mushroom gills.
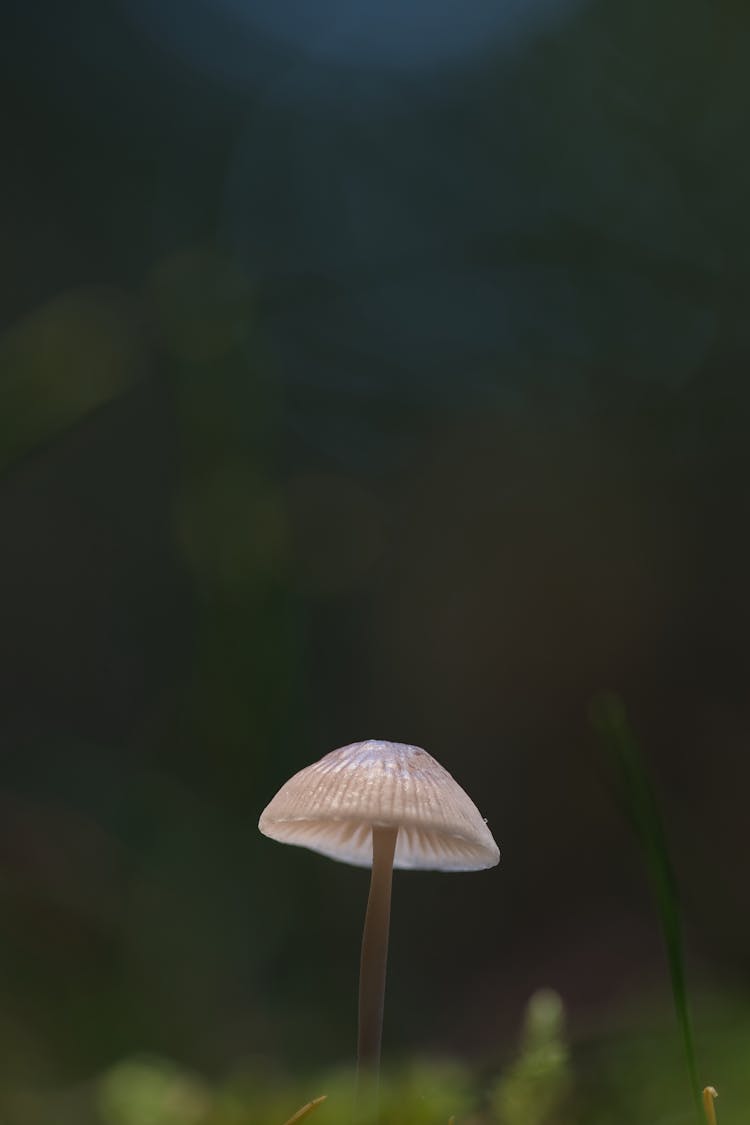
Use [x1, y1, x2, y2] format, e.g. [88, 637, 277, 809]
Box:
[261, 815, 497, 870]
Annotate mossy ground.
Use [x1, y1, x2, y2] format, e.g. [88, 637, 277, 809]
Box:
[3, 987, 746, 1125]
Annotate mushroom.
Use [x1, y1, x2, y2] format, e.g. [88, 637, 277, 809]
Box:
[258, 739, 499, 1091]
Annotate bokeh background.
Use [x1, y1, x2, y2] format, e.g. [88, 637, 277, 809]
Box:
[2, 0, 750, 1122]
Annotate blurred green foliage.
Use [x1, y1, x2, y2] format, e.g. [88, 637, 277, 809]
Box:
[1, 987, 746, 1125]
[490, 989, 570, 1125]
[0, 287, 145, 473]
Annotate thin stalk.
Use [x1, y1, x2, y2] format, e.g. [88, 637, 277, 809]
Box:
[357, 824, 398, 1102]
[702, 1087, 718, 1125]
[591, 693, 702, 1120]
[282, 1096, 327, 1125]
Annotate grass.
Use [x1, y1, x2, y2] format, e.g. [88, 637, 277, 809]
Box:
[590, 693, 702, 1118]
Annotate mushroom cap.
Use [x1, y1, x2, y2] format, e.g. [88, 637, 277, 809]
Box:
[258, 740, 500, 871]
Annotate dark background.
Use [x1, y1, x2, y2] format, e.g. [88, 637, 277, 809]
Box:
[1, 0, 749, 1111]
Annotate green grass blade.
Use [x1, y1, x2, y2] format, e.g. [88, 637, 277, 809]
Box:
[590, 692, 701, 1116]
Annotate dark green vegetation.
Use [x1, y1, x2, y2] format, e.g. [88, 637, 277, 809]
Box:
[5, 985, 745, 1124]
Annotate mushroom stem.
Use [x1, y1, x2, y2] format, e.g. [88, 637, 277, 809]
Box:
[357, 824, 398, 1086]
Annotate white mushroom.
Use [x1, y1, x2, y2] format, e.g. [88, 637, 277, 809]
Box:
[258, 740, 499, 1089]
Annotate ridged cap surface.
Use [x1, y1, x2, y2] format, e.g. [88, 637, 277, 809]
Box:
[258, 740, 500, 871]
